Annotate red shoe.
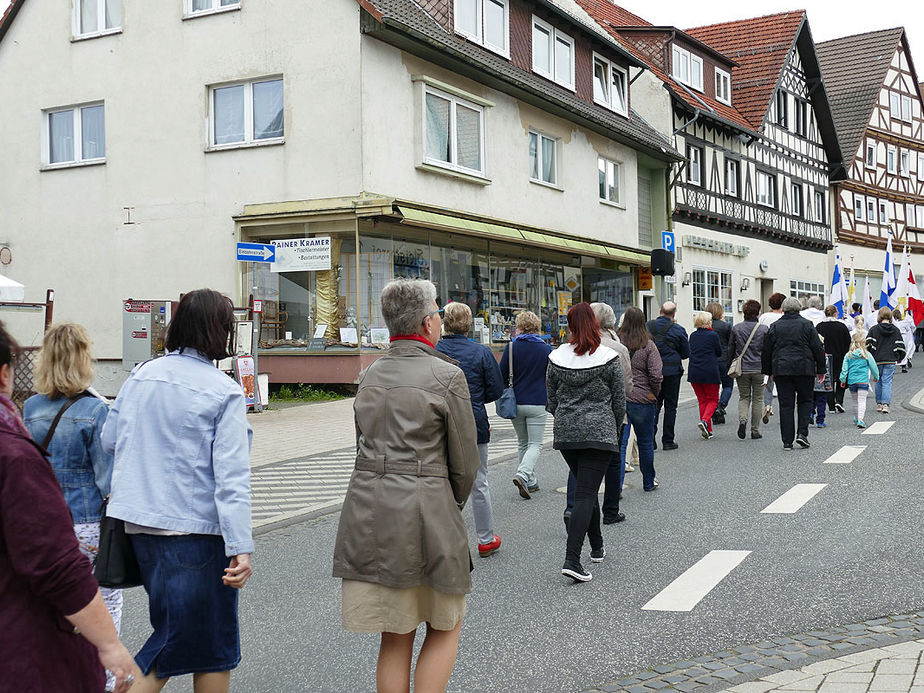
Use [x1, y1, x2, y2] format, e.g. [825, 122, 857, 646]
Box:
[478, 534, 501, 558]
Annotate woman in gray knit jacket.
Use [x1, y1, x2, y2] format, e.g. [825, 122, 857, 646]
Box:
[547, 303, 626, 583]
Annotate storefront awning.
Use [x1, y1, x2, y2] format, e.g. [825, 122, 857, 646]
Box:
[395, 206, 650, 266]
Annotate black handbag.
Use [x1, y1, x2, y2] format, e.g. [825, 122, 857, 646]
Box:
[93, 497, 143, 589]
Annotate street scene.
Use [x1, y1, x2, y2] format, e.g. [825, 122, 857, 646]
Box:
[2, 0, 924, 692]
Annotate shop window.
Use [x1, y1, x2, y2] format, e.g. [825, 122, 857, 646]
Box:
[431, 239, 490, 343]
[583, 265, 635, 322]
[692, 268, 732, 317]
[789, 280, 825, 304]
[490, 252, 539, 343]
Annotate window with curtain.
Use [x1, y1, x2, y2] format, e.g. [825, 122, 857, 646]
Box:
[715, 68, 731, 105]
[724, 159, 738, 197]
[686, 144, 702, 186]
[453, 0, 508, 56]
[529, 131, 557, 186]
[75, 0, 120, 36]
[531, 16, 573, 90]
[187, 0, 240, 15]
[422, 86, 485, 176]
[693, 269, 732, 315]
[813, 190, 825, 224]
[791, 182, 803, 217]
[45, 103, 105, 166]
[671, 44, 703, 91]
[756, 171, 775, 207]
[598, 157, 620, 204]
[210, 77, 284, 147]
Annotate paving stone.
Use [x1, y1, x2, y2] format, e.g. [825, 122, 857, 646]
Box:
[703, 662, 727, 671]
[784, 653, 810, 662]
[627, 686, 650, 693]
[809, 632, 832, 638]
[891, 622, 916, 630]
[652, 665, 675, 674]
[758, 657, 790, 669]
[642, 681, 670, 690]
[693, 656, 714, 664]
[868, 674, 915, 691]
[756, 642, 779, 649]
[783, 675, 825, 691]
[817, 683, 870, 693]
[801, 660, 854, 676]
[740, 653, 764, 662]
[635, 672, 659, 681]
[824, 672, 875, 684]
[712, 669, 741, 680]
[840, 649, 891, 664]
[716, 652, 737, 659]
[806, 646, 836, 657]
[724, 658, 747, 667]
[762, 670, 814, 685]
[673, 682, 702, 692]
[804, 639, 828, 647]
[724, 683, 779, 693]
[867, 619, 892, 626]
[695, 676, 721, 686]
[736, 664, 769, 674]
[845, 625, 868, 632]
[782, 645, 806, 653]
[685, 668, 709, 678]
[821, 635, 848, 642]
[737, 646, 758, 654]
[840, 663, 876, 673]
[776, 639, 799, 645]
[615, 679, 639, 687]
[674, 661, 698, 669]
[875, 659, 918, 674]
[598, 686, 623, 693]
[832, 644, 857, 651]
[663, 675, 690, 684]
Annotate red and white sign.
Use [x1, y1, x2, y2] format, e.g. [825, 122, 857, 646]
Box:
[131, 330, 148, 339]
[124, 300, 151, 313]
[252, 300, 263, 314]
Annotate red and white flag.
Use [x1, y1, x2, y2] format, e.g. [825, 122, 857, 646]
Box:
[904, 257, 924, 326]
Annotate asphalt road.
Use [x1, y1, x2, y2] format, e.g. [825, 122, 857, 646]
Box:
[120, 367, 924, 692]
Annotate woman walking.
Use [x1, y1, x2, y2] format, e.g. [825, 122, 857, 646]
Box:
[867, 307, 906, 413]
[761, 297, 826, 450]
[616, 307, 662, 493]
[436, 302, 504, 558]
[705, 303, 733, 425]
[102, 289, 254, 693]
[727, 300, 768, 440]
[894, 308, 915, 373]
[0, 321, 138, 693]
[816, 305, 851, 414]
[839, 329, 879, 428]
[333, 279, 480, 693]
[547, 303, 625, 583]
[499, 311, 553, 499]
[688, 312, 723, 439]
[24, 323, 123, 692]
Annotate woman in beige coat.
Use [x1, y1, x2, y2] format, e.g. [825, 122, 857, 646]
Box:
[333, 278, 480, 693]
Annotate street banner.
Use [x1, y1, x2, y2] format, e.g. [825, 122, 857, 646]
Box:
[862, 275, 873, 322]
[830, 248, 849, 318]
[881, 232, 898, 309]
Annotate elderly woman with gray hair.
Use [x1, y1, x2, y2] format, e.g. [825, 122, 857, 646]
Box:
[333, 279, 480, 693]
[761, 297, 827, 450]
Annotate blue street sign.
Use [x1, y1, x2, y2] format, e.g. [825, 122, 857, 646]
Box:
[661, 230, 675, 254]
[237, 242, 275, 263]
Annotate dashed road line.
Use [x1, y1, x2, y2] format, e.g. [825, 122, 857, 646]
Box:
[642, 550, 752, 612]
[761, 483, 827, 514]
[862, 421, 895, 435]
[823, 445, 867, 464]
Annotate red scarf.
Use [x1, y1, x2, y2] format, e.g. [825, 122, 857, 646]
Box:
[390, 334, 435, 348]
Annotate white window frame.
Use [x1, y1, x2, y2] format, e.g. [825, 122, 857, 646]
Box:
[879, 199, 889, 225]
[775, 89, 788, 128]
[865, 139, 877, 169]
[724, 158, 739, 197]
[916, 205, 924, 229]
[901, 94, 912, 122]
[813, 189, 825, 224]
[854, 194, 865, 222]
[671, 44, 703, 91]
[420, 85, 487, 178]
[184, 0, 241, 19]
[592, 53, 628, 116]
[900, 149, 910, 177]
[72, 0, 121, 39]
[790, 279, 826, 304]
[686, 144, 702, 186]
[756, 170, 776, 208]
[598, 156, 622, 206]
[531, 16, 574, 90]
[887, 145, 897, 174]
[791, 182, 803, 217]
[715, 68, 731, 105]
[794, 98, 808, 137]
[867, 198, 877, 224]
[41, 101, 106, 169]
[453, 0, 509, 58]
[890, 92, 901, 119]
[207, 76, 284, 151]
[529, 129, 559, 188]
[692, 267, 733, 315]
[918, 151, 924, 179]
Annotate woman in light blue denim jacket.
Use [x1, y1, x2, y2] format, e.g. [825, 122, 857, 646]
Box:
[101, 289, 253, 693]
[23, 322, 124, 693]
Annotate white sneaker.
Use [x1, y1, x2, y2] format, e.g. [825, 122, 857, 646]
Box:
[624, 463, 635, 472]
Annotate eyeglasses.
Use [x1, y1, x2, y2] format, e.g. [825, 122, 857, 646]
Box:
[422, 308, 444, 324]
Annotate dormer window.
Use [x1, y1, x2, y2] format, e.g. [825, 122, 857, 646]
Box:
[532, 16, 574, 90]
[454, 0, 509, 58]
[592, 54, 628, 116]
[714, 68, 731, 105]
[672, 45, 703, 91]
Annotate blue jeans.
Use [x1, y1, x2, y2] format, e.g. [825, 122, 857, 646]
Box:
[719, 375, 734, 409]
[623, 401, 656, 490]
[511, 405, 547, 487]
[876, 364, 895, 404]
[812, 392, 827, 424]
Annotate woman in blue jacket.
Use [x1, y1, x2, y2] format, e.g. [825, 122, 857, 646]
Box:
[436, 302, 505, 558]
[688, 311, 723, 439]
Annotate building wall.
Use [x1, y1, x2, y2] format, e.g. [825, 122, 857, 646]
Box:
[0, 0, 365, 359]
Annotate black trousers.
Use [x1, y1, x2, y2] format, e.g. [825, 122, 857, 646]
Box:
[561, 448, 610, 565]
[655, 373, 682, 445]
[827, 379, 846, 410]
[774, 375, 815, 445]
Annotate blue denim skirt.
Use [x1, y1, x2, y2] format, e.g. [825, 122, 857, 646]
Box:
[130, 534, 240, 677]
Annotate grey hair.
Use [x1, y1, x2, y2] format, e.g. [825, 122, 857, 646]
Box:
[807, 295, 823, 309]
[590, 302, 616, 330]
[380, 279, 437, 336]
[781, 297, 803, 313]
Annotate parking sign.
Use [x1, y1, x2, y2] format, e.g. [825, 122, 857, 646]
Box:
[661, 230, 675, 253]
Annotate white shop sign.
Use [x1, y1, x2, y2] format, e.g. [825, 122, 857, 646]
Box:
[271, 237, 332, 272]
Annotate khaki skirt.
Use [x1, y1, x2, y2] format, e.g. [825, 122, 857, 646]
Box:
[341, 579, 466, 634]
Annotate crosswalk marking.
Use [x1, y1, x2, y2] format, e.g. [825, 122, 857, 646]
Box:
[761, 483, 827, 514]
[823, 445, 867, 464]
[642, 550, 751, 612]
[862, 421, 895, 435]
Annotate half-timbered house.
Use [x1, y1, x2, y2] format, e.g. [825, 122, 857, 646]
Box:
[817, 29, 924, 292]
[579, 4, 845, 328]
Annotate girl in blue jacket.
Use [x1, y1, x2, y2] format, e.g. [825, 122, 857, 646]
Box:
[839, 330, 879, 429]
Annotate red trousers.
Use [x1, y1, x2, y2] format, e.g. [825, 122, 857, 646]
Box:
[691, 382, 720, 431]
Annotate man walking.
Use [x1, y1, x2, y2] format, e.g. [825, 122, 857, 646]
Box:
[648, 302, 689, 450]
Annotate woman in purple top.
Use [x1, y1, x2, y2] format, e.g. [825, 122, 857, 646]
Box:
[0, 321, 138, 692]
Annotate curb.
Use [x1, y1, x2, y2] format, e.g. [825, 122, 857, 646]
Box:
[902, 384, 924, 414]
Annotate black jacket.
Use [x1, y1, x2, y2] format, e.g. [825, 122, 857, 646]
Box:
[687, 328, 722, 384]
[867, 322, 907, 365]
[761, 313, 826, 377]
[711, 318, 732, 364]
[815, 319, 852, 377]
[435, 334, 504, 444]
[646, 316, 690, 376]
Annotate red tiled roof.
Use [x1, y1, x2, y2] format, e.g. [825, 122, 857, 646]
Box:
[0, 0, 24, 45]
[686, 11, 805, 129]
[575, 0, 757, 134]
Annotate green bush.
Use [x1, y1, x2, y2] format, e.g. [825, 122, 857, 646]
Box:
[270, 383, 347, 403]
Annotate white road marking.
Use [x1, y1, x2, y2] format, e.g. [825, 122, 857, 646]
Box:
[761, 483, 828, 514]
[862, 421, 895, 435]
[642, 550, 751, 612]
[823, 445, 867, 464]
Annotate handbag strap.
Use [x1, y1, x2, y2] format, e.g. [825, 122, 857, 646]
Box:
[508, 339, 515, 385]
[738, 322, 761, 359]
[41, 392, 91, 450]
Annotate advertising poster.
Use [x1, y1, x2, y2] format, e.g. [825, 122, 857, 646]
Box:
[234, 356, 257, 408]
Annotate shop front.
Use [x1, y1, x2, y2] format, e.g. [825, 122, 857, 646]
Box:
[236, 196, 648, 384]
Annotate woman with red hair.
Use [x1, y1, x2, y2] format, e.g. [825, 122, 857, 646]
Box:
[546, 303, 626, 582]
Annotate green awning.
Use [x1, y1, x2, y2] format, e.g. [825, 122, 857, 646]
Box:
[396, 206, 649, 265]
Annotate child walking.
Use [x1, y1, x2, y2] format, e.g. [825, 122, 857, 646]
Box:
[811, 352, 834, 428]
[839, 331, 879, 429]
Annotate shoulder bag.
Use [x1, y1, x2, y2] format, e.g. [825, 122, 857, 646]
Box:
[94, 496, 143, 589]
[495, 340, 518, 419]
[728, 323, 761, 378]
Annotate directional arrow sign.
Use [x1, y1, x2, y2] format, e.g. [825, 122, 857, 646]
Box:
[237, 242, 275, 263]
